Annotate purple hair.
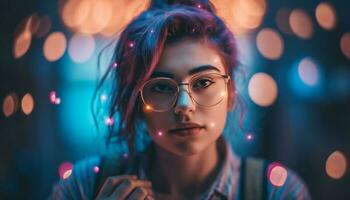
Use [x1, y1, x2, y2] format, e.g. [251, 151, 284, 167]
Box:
[93, 2, 239, 154]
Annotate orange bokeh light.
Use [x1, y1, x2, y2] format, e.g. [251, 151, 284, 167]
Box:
[256, 28, 284, 60]
[248, 73, 278, 107]
[289, 9, 314, 39]
[340, 32, 350, 59]
[326, 151, 347, 180]
[2, 93, 18, 117]
[43, 32, 67, 62]
[315, 2, 337, 30]
[21, 93, 34, 115]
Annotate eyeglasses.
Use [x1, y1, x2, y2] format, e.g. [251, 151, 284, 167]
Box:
[140, 73, 230, 112]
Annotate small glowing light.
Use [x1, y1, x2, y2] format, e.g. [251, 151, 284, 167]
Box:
[246, 133, 253, 140]
[100, 94, 107, 102]
[2, 93, 18, 117]
[157, 131, 163, 136]
[68, 33, 95, 63]
[315, 2, 337, 30]
[150, 29, 154, 33]
[209, 122, 215, 128]
[213, 58, 220, 63]
[123, 153, 128, 158]
[93, 166, 100, 173]
[128, 42, 134, 48]
[112, 62, 118, 68]
[49, 91, 61, 105]
[268, 162, 288, 187]
[63, 170, 72, 179]
[13, 30, 32, 59]
[21, 93, 34, 115]
[248, 73, 278, 107]
[340, 32, 350, 59]
[276, 8, 293, 35]
[145, 105, 152, 110]
[298, 58, 319, 86]
[326, 150, 347, 180]
[105, 117, 114, 126]
[55, 98, 61, 104]
[256, 28, 284, 60]
[58, 162, 73, 180]
[43, 31, 67, 61]
[289, 9, 314, 39]
[197, 4, 202, 9]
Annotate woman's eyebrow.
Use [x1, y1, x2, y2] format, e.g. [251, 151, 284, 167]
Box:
[151, 65, 221, 78]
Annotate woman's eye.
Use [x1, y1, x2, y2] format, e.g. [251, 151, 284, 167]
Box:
[193, 79, 214, 89]
[152, 84, 174, 93]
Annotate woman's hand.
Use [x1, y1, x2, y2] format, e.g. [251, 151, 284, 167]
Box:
[95, 175, 154, 200]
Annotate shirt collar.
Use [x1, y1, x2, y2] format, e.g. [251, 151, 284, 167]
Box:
[136, 137, 241, 200]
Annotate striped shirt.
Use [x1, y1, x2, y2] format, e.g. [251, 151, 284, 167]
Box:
[49, 139, 311, 199]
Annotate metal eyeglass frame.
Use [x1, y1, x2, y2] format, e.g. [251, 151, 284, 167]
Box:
[139, 73, 230, 112]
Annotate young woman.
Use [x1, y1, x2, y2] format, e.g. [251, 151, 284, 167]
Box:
[50, 1, 311, 199]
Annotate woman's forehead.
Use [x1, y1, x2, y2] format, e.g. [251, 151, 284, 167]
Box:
[154, 39, 226, 78]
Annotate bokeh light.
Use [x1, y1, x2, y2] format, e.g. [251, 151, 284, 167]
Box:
[43, 32, 67, 61]
[58, 162, 73, 180]
[248, 73, 278, 107]
[276, 8, 293, 35]
[13, 30, 31, 59]
[326, 151, 347, 180]
[298, 57, 319, 86]
[49, 91, 61, 105]
[105, 117, 114, 126]
[59, 0, 150, 36]
[340, 32, 350, 59]
[2, 93, 18, 117]
[13, 15, 34, 59]
[211, 0, 266, 35]
[268, 162, 288, 187]
[256, 28, 284, 60]
[289, 9, 314, 39]
[157, 131, 163, 136]
[33, 15, 52, 38]
[68, 33, 95, 63]
[21, 93, 34, 115]
[60, 0, 91, 29]
[93, 166, 100, 173]
[315, 2, 337, 30]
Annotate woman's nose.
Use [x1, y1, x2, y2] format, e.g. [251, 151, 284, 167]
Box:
[174, 89, 196, 115]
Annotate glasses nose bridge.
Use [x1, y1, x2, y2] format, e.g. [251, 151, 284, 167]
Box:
[175, 82, 195, 108]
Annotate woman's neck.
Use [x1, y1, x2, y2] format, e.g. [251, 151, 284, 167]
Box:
[149, 141, 223, 199]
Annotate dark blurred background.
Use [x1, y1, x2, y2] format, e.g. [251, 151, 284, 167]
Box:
[1, 0, 349, 199]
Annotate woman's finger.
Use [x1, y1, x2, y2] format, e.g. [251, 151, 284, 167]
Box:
[125, 187, 151, 200]
[95, 175, 137, 199]
[111, 179, 152, 200]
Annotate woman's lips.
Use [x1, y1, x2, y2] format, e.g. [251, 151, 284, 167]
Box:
[169, 127, 204, 136]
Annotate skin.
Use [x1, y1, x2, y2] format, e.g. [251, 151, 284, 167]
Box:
[142, 38, 233, 199]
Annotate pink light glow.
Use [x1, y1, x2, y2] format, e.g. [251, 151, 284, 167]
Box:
[157, 131, 163, 136]
[93, 166, 100, 173]
[268, 162, 288, 187]
[105, 117, 114, 126]
[49, 91, 61, 105]
[58, 162, 73, 180]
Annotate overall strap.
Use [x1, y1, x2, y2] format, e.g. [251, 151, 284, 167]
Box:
[240, 157, 268, 200]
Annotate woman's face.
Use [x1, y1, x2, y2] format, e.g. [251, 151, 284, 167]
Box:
[142, 38, 232, 156]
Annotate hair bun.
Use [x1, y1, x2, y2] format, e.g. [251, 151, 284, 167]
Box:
[150, 0, 215, 13]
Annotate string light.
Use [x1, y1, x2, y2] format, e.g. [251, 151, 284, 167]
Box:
[49, 91, 61, 105]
